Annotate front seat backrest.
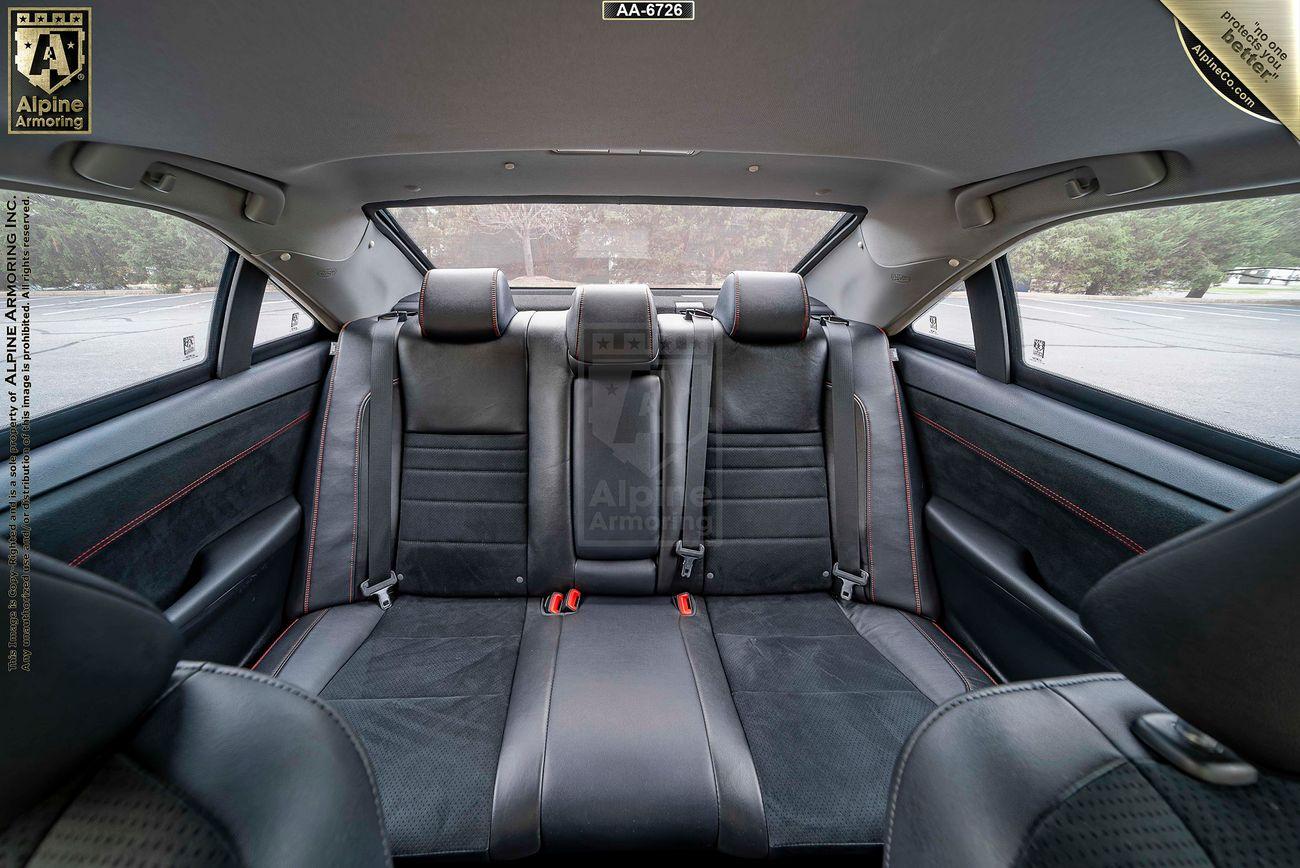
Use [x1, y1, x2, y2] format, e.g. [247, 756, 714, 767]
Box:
[0, 546, 390, 867]
[1079, 474, 1300, 773]
[885, 474, 1300, 867]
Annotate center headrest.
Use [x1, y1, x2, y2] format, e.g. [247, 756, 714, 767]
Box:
[713, 271, 810, 343]
[1080, 474, 1300, 773]
[418, 267, 518, 342]
[565, 284, 660, 370]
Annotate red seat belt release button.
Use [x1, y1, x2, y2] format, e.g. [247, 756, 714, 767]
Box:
[564, 588, 582, 613]
[675, 592, 695, 617]
[545, 592, 564, 615]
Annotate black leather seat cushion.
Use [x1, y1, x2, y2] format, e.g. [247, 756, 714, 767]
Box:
[708, 593, 993, 854]
[257, 596, 526, 859]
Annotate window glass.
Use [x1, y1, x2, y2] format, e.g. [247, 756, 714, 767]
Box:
[7, 190, 227, 419]
[254, 282, 314, 346]
[1005, 194, 1300, 452]
[910, 282, 974, 348]
[388, 202, 846, 287]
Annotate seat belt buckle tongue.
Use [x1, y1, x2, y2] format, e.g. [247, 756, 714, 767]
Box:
[675, 540, 705, 579]
[361, 571, 401, 610]
[832, 563, 868, 602]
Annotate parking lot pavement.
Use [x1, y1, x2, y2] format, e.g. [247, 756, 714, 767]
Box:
[939, 294, 1300, 452]
[29, 290, 303, 418]
[25, 291, 1300, 455]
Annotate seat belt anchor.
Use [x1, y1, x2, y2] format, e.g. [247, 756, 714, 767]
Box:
[675, 540, 705, 579]
[832, 563, 869, 602]
[360, 571, 401, 610]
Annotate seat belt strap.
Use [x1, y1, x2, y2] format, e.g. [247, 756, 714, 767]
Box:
[676, 310, 715, 583]
[823, 317, 868, 602]
[360, 312, 405, 610]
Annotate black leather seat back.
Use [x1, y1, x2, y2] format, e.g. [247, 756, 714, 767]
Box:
[396, 269, 533, 596]
[0, 546, 181, 828]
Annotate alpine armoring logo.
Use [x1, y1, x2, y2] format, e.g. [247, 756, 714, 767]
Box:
[8, 7, 91, 134]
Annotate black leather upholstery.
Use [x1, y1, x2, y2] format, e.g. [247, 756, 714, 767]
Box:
[565, 283, 660, 368]
[418, 267, 517, 341]
[1080, 473, 1300, 774]
[1, 548, 389, 867]
[714, 270, 810, 343]
[1, 548, 181, 828]
[887, 476, 1300, 867]
[886, 674, 1300, 868]
[256, 272, 993, 859]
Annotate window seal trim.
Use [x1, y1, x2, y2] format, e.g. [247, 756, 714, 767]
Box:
[31, 250, 238, 448]
[996, 256, 1299, 482]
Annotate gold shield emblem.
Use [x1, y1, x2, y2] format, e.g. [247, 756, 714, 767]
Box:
[13, 9, 86, 95]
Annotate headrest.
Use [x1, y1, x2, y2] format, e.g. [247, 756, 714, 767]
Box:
[418, 267, 518, 342]
[1080, 474, 1300, 773]
[565, 284, 660, 371]
[713, 271, 810, 343]
[1, 546, 181, 826]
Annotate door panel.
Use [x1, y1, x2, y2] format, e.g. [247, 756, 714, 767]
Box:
[26, 343, 329, 663]
[898, 345, 1274, 678]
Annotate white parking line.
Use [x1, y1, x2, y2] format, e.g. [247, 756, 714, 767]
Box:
[1212, 304, 1300, 318]
[1049, 302, 1184, 320]
[1019, 303, 1091, 317]
[1145, 304, 1276, 322]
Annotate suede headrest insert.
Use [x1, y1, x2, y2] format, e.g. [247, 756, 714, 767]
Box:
[565, 284, 660, 370]
[713, 271, 810, 343]
[418, 267, 517, 342]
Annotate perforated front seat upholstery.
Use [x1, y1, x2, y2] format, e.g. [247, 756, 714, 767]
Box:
[884, 474, 1300, 868]
[0, 546, 390, 868]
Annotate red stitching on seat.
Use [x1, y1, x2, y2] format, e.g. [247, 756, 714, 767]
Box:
[731, 272, 741, 334]
[904, 613, 972, 692]
[271, 609, 328, 678]
[304, 322, 353, 614]
[890, 363, 922, 614]
[490, 269, 501, 337]
[418, 269, 431, 336]
[798, 275, 810, 341]
[929, 618, 996, 683]
[250, 617, 299, 671]
[348, 392, 371, 604]
[913, 412, 1147, 556]
[68, 410, 311, 569]
[853, 394, 875, 601]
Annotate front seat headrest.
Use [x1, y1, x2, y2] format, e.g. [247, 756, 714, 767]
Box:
[418, 267, 518, 341]
[1080, 474, 1300, 774]
[0, 546, 181, 827]
[713, 271, 810, 343]
[565, 284, 660, 371]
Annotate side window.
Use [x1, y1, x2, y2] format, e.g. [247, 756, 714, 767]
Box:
[12, 190, 228, 419]
[1005, 194, 1300, 452]
[910, 281, 974, 349]
[254, 281, 315, 346]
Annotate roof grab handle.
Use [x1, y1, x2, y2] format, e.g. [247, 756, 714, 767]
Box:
[71, 142, 286, 225]
[954, 151, 1167, 229]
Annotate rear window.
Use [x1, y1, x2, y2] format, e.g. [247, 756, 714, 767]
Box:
[387, 203, 847, 288]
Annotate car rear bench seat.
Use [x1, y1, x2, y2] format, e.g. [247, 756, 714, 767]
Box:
[248, 269, 995, 859]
